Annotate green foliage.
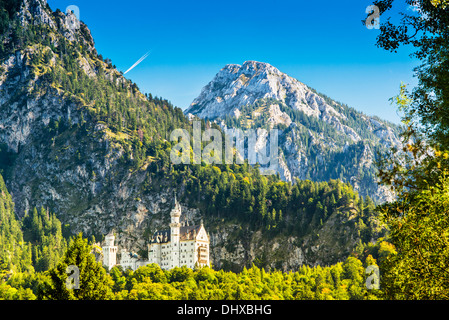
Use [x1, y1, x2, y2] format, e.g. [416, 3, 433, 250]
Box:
[373, 83, 449, 300]
[22, 207, 68, 272]
[0, 281, 36, 300]
[0, 174, 33, 274]
[378, 172, 449, 299]
[0, 173, 72, 300]
[110, 256, 380, 300]
[0, 0, 21, 35]
[374, 65, 449, 300]
[0, 172, 68, 274]
[373, 0, 449, 150]
[175, 162, 383, 242]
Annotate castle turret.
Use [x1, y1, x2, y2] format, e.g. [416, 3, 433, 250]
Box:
[169, 194, 181, 268]
[102, 232, 117, 270]
[147, 193, 210, 271]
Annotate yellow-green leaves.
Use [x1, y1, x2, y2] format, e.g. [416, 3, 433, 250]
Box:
[431, 0, 449, 8]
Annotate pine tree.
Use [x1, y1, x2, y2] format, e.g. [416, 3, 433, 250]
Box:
[39, 233, 113, 300]
[0, 173, 33, 273]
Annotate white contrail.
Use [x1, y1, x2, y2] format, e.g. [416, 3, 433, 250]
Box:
[124, 51, 151, 75]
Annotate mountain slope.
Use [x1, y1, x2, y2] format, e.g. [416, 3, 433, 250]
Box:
[0, 0, 387, 271]
[185, 60, 402, 202]
[0, 0, 190, 244]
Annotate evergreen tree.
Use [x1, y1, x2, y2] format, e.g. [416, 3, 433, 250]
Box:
[0, 174, 33, 273]
[38, 233, 113, 300]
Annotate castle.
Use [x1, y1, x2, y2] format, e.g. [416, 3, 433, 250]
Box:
[102, 197, 210, 271]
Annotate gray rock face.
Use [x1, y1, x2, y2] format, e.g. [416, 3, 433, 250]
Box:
[19, 0, 56, 28]
[187, 61, 321, 119]
[186, 61, 401, 202]
[187, 61, 350, 132]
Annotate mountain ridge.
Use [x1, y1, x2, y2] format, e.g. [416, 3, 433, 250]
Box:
[185, 60, 402, 202]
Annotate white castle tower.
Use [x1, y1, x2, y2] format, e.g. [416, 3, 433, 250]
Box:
[102, 232, 117, 270]
[169, 194, 181, 268]
[147, 194, 210, 270]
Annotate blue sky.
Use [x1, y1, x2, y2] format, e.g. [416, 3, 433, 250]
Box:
[48, 0, 419, 124]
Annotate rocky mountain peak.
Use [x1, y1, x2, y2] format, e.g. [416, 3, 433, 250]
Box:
[18, 0, 53, 27]
[186, 60, 331, 120]
[15, 0, 95, 50]
[238, 60, 281, 75]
